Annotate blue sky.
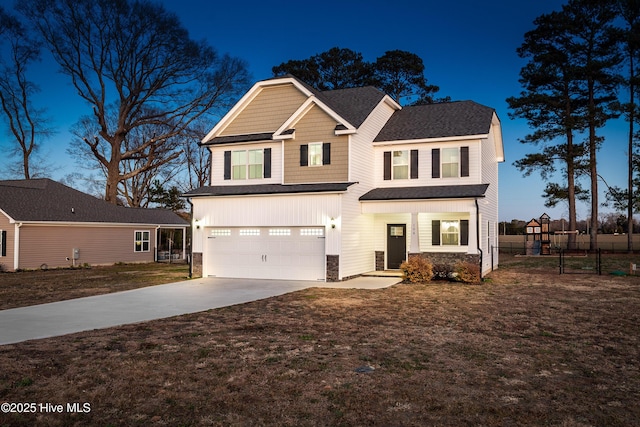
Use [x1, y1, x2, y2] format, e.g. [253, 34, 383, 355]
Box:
[5, 0, 629, 222]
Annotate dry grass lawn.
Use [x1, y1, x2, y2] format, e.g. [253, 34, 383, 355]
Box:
[1, 256, 639, 426]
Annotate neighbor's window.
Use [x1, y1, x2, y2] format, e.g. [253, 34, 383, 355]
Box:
[135, 231, 150, 252]
[308, 143, 323, 166]
[442, 148, 459, 178]
[441, 220, 459, 245]
[393, 150, 409, 179]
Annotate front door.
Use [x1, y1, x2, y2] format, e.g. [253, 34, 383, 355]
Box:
[387, 224, 406, 269]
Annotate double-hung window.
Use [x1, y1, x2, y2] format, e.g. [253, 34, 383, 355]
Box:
[308, 143, 323, 166]
[441, 148, 459, 178]
[432, 219, 469, 246]
[441, 220, 460, 245]
[135, 231, 150, 252]
[224, 148, 271, 180]
[231, 149, 263, 180]
[392, 150, 409, 179]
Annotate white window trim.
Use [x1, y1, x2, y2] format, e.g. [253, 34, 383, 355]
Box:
[441, 220, 460, 246]
[392, 150, 409, 180]
[308, 142, 323, 167]
[232, 149, 263, 180]
[134, 230, 151, 252]
[441, 147, 460, 178]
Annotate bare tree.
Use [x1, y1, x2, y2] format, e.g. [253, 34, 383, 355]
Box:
[182, 119, 212, 190]
[0, 6, 53, 179]
[19, 0, 250, 203]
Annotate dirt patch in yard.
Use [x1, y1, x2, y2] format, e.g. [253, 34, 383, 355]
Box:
[0, 255, 639, 426]
[0, 263, 190, 310]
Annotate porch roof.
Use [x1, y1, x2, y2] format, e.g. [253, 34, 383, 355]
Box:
[359, 184, 489, 201]
[184, 182, 356, 197]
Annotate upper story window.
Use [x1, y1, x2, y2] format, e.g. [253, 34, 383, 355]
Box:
[432, 147, 469, 179]
[392, 151, 409, 179]
[224, 148, 272, 180]
[384, 149, 418, 180]
[300, 143, 331, 166]
[441, 148, 459, 178]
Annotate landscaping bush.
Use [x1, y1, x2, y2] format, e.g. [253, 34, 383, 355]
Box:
[431, 262, 454, 280]
[400, 256, 434, 283]
[453, 261, 481, 284]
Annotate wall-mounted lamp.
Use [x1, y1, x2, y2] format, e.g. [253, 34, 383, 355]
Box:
[330, 217, 336, 229]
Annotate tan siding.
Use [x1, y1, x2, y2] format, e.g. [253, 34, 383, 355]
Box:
[221, 84, 307, 136]
[18, 225, 155, 270]
[284, 105, 348, 183]
[0, 214, 14, 271]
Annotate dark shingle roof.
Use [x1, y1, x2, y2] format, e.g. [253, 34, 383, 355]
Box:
[184, 183, 355, 197]
[374, 101, 495, 142]
[0, 179, 188, 225]
[359, 184, 489, 201]
[316, 86, 387, 128]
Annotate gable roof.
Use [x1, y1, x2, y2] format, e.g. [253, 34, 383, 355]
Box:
[374, 100, 496, 142]
[359, 184, 489, 201]
[202, 75, 399, 146]
[0, 179, 187, 226]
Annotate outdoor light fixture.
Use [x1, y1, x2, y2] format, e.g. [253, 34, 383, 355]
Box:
[330, 217, 336, 229]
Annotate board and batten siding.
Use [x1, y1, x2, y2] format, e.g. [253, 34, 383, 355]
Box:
[283, 105, 348, 184]
[18, 225, 155, 270]
[209, 142, 282, 185]
[220, 84, 308, 136]
[340, 100, 397, 278]
[0, 213, 14, 271]
[192, 193, 342, 255]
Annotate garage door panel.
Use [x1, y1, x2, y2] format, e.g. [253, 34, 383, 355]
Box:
[205, 227, 325, 281]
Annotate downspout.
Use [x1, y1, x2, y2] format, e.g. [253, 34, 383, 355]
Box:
[475, 199, 483, 279]
[187, 198, 194, 278]
[14, 223, 22, 271]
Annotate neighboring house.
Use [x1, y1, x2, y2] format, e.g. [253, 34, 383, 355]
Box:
[184, 75, 504, 281]
[0, 178, 188, 271]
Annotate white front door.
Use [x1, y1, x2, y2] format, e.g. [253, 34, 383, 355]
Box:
[204, 227, 326, 281]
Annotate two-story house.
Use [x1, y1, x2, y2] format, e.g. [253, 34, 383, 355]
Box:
[184, 75, 504, 281]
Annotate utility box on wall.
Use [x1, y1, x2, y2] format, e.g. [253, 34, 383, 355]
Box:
[73, 248, 80, 260]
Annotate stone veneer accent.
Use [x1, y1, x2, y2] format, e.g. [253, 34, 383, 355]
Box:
[375, 251, 385, 271]
[191, 252, 203, 278]
[409, 252, 481, 270]
[326, 255, 339, 282]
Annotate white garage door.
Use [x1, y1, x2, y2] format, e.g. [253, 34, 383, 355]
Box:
[205, 227, 326, 281]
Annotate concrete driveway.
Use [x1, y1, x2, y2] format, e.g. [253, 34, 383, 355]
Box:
[0, 276, 401, 346]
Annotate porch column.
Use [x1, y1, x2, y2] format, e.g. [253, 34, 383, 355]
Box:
[410, 212, 420, 253]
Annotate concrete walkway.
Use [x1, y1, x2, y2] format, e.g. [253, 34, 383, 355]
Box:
[0, 276, 401, 345]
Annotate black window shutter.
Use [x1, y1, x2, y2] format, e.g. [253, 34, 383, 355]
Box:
[460, 220, 469, 245]
[1, 230, 6, 257]
[461, 146, 469, 177]
[300, 144, 308, 166]
[383, 151, 391, 180]
[223, 151, 231, 180]
[410, 149, 419, 179]
[322, 143, 331, 165]
[263, 148, 272, 178]
[432, 148, 440, 178]
[432, 220, 440, 246]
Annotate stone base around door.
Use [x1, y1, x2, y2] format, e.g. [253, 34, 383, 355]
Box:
[408, 252, 480, 269]
[375, 251, 385, 271]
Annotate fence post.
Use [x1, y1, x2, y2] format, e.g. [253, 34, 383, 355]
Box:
[598, 248, 602, 275]
[559, 249, 563, 275]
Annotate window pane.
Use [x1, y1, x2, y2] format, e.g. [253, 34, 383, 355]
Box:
[392, 151, 408, 179]
[442, 148, 459, 178]
[248, 149, 263, 179]
[232, 151, 247, 180]
[441, 220, 459, 245]
[309, 143, 322, 166]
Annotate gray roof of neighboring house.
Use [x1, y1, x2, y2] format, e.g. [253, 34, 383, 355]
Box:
[374, 101, 495, 142]
[184, 183, 356, 198]
[0, 179, 188, 225]
[359, 184, 489, 201]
